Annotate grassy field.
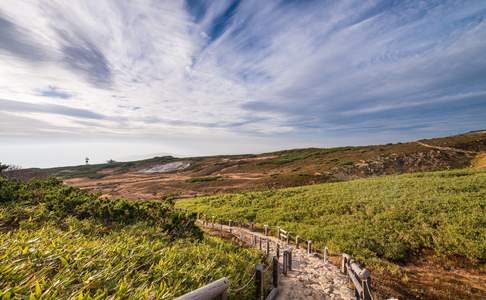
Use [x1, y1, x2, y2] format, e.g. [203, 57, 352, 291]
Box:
[177, 168, 486, 298]
[0, 178, 260, 299]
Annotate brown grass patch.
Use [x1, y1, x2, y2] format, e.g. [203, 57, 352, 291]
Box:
[472, 153, 486, 169]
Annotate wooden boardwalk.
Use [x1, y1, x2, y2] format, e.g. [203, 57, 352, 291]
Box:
[201, 221, 355, 300]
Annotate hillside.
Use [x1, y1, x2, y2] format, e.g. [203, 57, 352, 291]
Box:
[17, 131, 486, 199]
[176, 168, 486, 300]
[0, 177, 260, 299]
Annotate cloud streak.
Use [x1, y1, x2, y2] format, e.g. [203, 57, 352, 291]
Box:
[0, 0, 485, 159]
[0, 98, 106, 119]
[0, 13, 48, 62]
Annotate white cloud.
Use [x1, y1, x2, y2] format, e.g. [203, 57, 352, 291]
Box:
[0, 0, 485, 166]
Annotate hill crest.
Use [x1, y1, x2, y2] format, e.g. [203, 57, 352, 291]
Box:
[15, 130, 486, 199]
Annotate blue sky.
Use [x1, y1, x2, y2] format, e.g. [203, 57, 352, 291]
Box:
[0, 0, 485, 167]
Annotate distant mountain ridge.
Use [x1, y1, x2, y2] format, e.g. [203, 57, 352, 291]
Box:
[17, 130, 486, 199]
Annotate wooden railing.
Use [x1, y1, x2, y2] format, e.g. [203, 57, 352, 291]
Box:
[175, 214, 286, 300]
[342, 254, 373, 300]
[175, 277, 229, 300]
[176, 211, 375, 300]
[275, 225, 374, 299]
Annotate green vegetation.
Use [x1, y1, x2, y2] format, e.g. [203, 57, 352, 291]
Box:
[0, 162, 8, 174]
[0, 177, 260, 299]
[257, 147, 353, 165]
[177, 169, 486, 269]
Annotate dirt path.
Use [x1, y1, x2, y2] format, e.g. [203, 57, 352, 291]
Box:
[416, 141, 477, 154]
[200, 222, 354, 300]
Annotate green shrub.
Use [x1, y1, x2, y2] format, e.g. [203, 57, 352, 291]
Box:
[0, 178, 260, 299]
[177, 169, 486, 266]
[0, 177, 202, 239]
[0, 221, 260, 299]
[0, 177, 18, 203]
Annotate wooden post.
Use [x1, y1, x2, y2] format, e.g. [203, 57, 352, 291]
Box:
[255, 264, 264, 300]
[288, 248, 292, 271]
[286, 233, 289, 245]
[264, 225, 268, 236]
[259, 237, 262, 250]
[196, 212, 200, 220]
[307, 240, 312, 254]
[361, 269, 372, 300]
[266, 239, 270, 256]
[276, 243, 280, 259]
[341, 254, 350, 274]
[323, 247, 328, 263]
[272, 256, 279, 288]
[283, 250, 288, 276]
[295, 236, 299, 249]
[278, 227, 281, 240]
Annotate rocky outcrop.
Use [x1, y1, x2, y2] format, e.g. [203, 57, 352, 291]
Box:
[333, 149, 474, 179]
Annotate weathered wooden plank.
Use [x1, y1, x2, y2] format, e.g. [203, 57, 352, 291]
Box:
[265, 287, 279, 300]
[350, 262, 370, 279]
[348, 270, 364, 296]
[175, 277, 229, 300]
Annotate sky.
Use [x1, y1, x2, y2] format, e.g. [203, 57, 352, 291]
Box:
[1, 0, 486, 168]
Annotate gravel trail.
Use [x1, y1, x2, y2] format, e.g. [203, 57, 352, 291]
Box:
[199, 221, 355, 300]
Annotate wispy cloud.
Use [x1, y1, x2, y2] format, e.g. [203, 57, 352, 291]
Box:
[0, 98, 105, 119]
[38, 86, 73, 99]
[0, 13, 48, 62]
[0, 0, 485, 161]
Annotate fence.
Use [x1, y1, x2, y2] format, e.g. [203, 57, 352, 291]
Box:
[176, 215, 291, 299]
[176, 211, 374, 300]
[342, 254, 373, 300]
[274, 223, 373, 300]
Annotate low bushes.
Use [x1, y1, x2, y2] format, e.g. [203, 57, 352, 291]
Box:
[0, 177, 261, 299]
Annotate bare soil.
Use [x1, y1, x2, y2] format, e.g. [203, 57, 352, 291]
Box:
[56, 131, 486, 200]
[374, 255, 486, 300]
